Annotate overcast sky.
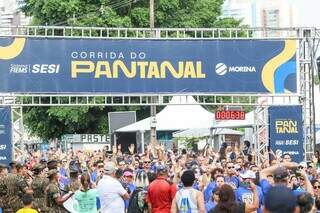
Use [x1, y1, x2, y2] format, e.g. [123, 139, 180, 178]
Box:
[293, 0, 320, 28]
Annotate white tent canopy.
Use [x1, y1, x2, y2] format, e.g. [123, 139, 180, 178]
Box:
[173, 128, 243, 138]
[116, 96, 214, 132]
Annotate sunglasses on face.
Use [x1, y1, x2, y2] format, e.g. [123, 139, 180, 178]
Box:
[314, 186, 320, 189]
[144, 161, 151, 164]
[228, 166, 235, 169]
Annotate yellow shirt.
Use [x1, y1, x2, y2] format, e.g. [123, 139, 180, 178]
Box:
[16, 207, 39, 213]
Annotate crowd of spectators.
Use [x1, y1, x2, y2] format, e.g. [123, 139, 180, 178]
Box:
[1, 141, 320, 213]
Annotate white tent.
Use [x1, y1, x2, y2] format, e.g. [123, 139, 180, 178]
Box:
[116, 96, 214, 132]
[173, 128, 243, 138]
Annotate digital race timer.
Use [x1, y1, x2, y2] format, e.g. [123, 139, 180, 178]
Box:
[215, 110, 246, 120]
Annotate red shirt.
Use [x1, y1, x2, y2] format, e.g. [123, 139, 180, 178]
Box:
[147, 177, 177, 213]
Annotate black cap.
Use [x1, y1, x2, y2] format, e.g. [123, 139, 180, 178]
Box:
[264, 185, 297, 213]
[16, 163, 27, 170]
[47, 157, 58, 164]
[69, 164, 80, 173]
[40, 158, 47, 163]
[9, 161, 17, 167]
[32, 163, 45, 172]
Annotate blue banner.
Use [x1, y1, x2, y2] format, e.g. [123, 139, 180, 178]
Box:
[0, 38, 297, 94]
[269, 106, 304, 162]
[0, 107, 12, 166]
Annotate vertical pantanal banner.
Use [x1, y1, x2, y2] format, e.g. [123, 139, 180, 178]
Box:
[269, 106, 304, 162]
[0, 107, 12, 166]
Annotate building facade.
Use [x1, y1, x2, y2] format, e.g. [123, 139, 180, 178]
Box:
[222, 0, 295, 32]
[0, 0, 30, 34]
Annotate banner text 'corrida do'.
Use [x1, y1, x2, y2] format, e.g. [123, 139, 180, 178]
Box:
[0, 38, 297, 94]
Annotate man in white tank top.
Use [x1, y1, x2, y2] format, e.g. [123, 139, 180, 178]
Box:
[170, 170, 205, 213]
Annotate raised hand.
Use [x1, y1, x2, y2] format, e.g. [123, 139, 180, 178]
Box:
[128, 144, 135, 154]
[112, 145, 117, 155]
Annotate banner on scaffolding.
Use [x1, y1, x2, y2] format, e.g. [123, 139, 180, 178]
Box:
[269, 106, 304, 162]
[0, 38, 298, 94]
[0, 107, 12, 166]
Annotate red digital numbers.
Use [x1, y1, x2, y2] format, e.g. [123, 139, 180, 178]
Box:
[215, 110, 245, 120]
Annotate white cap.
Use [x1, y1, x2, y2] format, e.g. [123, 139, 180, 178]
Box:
[299, 162, 307, 168]
[240, 170, 256, 179]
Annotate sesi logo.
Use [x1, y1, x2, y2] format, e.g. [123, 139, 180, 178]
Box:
[31, 64, 60, 74]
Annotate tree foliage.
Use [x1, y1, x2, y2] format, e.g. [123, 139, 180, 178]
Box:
[22, 0, 241, 28]
[21, 0, 242, 140]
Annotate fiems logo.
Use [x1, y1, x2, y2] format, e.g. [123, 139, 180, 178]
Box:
[0, 38, 61, 75]
[215, 63, 256, 76]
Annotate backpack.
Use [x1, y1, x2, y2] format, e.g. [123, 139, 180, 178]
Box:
[128, 187, 147, 213]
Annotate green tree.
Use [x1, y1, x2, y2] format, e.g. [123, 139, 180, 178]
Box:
[22, 0, 241, 28]
[22, 0, 242, 140]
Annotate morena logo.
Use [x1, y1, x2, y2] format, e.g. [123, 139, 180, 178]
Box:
[215, 63, 228, 75]
[215, 63, 256, 76]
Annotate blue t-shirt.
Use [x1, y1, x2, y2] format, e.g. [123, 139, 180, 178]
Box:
[204, 182, 216, 203]
[58, 175, 70, 194]
[293, 186, 306, 197]
[74, 189, 99, 213]
[225, 176, 240, 188]
[59, 167, 67, 177]
[259, 179, 272, 196]
[260, 179, 305, 198]
[91, 171, 98, 182]
[205, 200, 217, 213]
[125, 183, 136, 209]
[236, 185, 264, 213]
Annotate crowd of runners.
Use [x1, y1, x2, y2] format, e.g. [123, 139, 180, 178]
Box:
[1, 142, 320, 213]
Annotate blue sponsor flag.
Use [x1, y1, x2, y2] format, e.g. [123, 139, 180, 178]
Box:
[0, 107, 12, 166]
[269, 106, 304, 162]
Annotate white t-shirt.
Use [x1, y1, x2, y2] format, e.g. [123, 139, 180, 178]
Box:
[97, 175, 127, 213]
